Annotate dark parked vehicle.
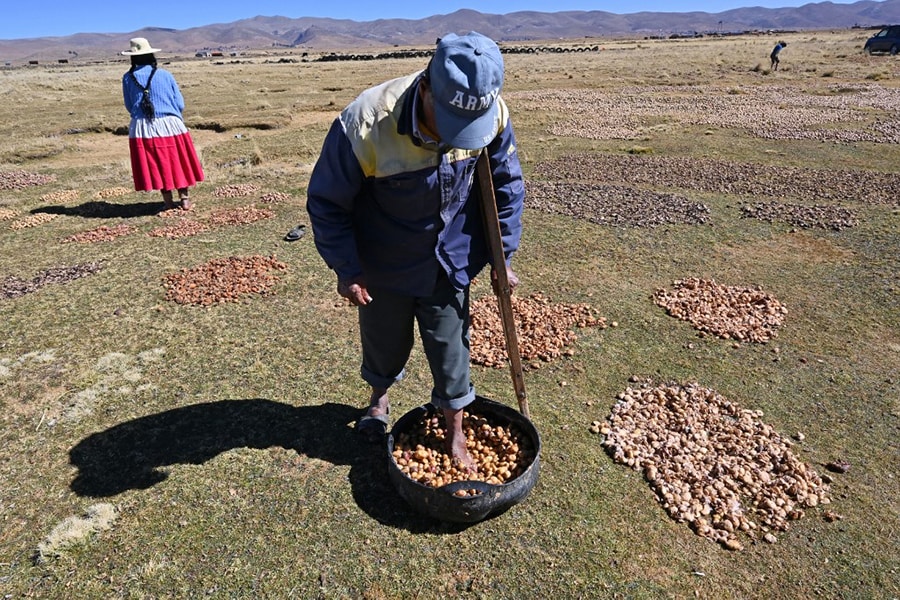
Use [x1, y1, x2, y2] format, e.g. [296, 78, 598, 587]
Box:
[864, 26, 900, 55]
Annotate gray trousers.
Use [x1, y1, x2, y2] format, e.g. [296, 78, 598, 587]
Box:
[358, 272, 475, 410]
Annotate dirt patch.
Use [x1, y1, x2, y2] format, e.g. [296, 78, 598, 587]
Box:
[722, 233, 855, 268]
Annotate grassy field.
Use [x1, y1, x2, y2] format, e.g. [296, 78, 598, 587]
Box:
[0, 30, 898, 599]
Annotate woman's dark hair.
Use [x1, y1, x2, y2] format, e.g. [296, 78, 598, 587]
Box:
[129, 55, 158, 119]
[130, 53, 157, 67]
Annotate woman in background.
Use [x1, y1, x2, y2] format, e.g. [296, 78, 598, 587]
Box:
[121, 37, 204, 211]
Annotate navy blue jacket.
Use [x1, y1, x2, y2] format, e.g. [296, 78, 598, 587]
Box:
[307, 72, 525, 296]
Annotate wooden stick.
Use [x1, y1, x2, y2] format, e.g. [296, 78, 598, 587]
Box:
[475, 150, 530, 419]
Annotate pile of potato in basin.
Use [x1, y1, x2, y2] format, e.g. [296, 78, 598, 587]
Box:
[388, 292, 605, 521]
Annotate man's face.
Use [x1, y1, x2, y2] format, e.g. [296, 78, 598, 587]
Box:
[418, 80, 440, 141]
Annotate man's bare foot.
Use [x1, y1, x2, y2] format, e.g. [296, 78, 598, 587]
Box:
[443, 407, 477, 473]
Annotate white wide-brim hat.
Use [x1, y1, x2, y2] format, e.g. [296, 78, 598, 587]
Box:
[121, 37, 161, 56]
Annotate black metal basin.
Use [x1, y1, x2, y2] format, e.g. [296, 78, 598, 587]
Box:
[386, 396, 541, 523]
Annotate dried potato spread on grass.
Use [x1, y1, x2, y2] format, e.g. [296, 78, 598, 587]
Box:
[213, 183, 261, 198]
[653, 277, 787, 343]
[162, 255, 287, 306]
[2, 262, 103, 299]
[148, 219, 210, 239]
[740, 201, 858, 231]
[9, 213, 58, 230]
[92, 187, 132, 199]
[526, 180, 710, 228]
[470, 292, 607, 368]
[39, 189, 79, 203]
[601, 382, 830, 550]
[392, 411, 536, 490]
[154, 206, 274, 235]
[206, 206, 275, 227]
[62, 224, 136, 244]
[0, 170, 55, 190]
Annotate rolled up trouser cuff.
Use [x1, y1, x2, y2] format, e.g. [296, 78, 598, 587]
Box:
[430, 383, 475, 411]
[361, 365, 405, 390]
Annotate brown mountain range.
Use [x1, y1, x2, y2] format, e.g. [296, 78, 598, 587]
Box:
[2, 1, 899, 63]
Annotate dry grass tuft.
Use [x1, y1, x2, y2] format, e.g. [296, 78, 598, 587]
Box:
[35, 503, 119, 564]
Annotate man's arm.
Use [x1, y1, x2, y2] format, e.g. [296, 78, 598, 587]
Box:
[306, 119, 366, 283]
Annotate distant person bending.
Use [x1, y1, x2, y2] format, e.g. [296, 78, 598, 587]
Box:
[770, 41, 787, 71]
[121, 37, 204, 211]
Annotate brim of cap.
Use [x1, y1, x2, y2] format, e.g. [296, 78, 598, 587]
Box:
[432, 100, 500, 150]
[121, 48, 161, 56]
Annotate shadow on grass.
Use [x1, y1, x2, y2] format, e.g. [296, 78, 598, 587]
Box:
[68, 398, 469, 533]
[33, 200, 162, 219]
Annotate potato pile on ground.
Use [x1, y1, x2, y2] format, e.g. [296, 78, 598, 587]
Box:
[206, 206, 275, 227]
[740, 201, 858, 231]
[258, 191, 292, 204]
[526, 180, 710, 228]
[62, 224, 135, 244]
[0, 208, 17, 221]
[162, 255, 287, 306]
[0, 170, 56, 190]
[92, 187, 132, 199]
[212, 183, 261, 198]
[9, 213, 58, 230]
[532, 152, 900, 207]
[391, 410, 537, 491]
[653, 277, 787, 343]
[599, 382, 831, 550]
[39, 190, 79, 203]
[470, 292, 607, 368]
[148, 219, 210, 239]
[152, 206, 275, 237]
[2, 262, 103, 300]
[513, 84, 900, 148]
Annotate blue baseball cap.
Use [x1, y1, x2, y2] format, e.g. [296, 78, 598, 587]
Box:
[428, 32, 504, 150]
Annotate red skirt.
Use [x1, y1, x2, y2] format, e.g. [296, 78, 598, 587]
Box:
[128, 115, 205, 192]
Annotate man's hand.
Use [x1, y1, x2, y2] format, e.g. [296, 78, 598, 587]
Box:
[338, 277, 373, 306]
[491, 266, 519, 295]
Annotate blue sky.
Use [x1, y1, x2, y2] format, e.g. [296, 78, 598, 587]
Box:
[2, 1, 862, 40]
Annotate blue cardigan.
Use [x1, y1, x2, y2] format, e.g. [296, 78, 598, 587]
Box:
[306, 72, 525, 297]
[122, 65, 185, 120]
